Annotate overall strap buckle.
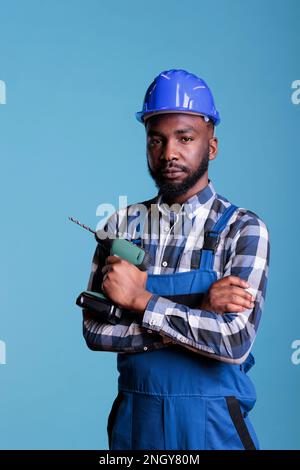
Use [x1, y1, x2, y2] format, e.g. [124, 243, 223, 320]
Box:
[203, 231, 220, 252]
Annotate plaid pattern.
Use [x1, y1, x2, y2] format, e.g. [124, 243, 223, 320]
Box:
[83, 180, 270, 364]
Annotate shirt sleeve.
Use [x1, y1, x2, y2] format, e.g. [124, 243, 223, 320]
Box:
[82, 211, 170, 352]
[141, 213, 270, 364]
[82, 242, 151, 352]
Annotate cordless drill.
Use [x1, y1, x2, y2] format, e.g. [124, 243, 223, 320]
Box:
[69, 217, 151, 324]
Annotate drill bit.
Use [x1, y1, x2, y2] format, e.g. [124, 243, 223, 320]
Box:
[68, 216, 96, 235]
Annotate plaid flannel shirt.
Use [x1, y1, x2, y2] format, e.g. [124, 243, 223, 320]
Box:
[83, 180, 270, 364]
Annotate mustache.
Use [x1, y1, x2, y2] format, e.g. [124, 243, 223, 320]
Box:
[158, 163, 188, 173]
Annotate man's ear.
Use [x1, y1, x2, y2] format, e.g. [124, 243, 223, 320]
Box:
[208, 136, 218, 161]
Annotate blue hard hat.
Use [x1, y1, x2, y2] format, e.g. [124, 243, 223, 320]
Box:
[136, 69, 220, 125]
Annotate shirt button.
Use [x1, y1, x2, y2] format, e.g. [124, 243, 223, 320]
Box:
[188, 213, 193, 220]
[164, 226, 170, 232]
[143, 346, 148, 351]
[162, 261, 168, 267]
[147, 329, 152, 334]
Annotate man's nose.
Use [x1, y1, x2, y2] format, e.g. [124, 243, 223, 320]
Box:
[161, 140, 178, 161]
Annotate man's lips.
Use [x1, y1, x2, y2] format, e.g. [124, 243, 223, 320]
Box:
[160, 168, 185, 179]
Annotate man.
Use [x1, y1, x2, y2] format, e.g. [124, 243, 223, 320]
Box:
[83, 69, 270, 450]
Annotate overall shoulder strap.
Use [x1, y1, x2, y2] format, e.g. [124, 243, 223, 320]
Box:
[200, 204, 238, 270]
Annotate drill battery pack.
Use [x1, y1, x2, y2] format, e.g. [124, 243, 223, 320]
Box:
[76, 290, 123, 325]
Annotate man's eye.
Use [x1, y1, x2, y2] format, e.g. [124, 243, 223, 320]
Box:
[149, 138, 162, 146]
[180, 136, 194, 142]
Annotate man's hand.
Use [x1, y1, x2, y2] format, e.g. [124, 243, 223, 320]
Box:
[200, 275, 255, 314]
[101, 256, 152, 314]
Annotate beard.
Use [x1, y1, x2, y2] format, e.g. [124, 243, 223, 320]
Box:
[147, 151, 209, 199]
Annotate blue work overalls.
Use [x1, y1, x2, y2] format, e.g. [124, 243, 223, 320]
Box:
[107, 204, 259, 450]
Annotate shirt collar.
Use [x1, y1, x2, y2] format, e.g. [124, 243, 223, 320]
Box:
[157, 179, 217, 219]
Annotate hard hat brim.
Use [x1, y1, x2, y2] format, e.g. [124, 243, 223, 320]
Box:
[136, 109, 220, 125]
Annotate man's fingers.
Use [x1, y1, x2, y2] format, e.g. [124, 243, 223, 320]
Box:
[225, 303, 249, 313]
[105, 255, 121, 265]
[217, 275, 250, 289]
[213, 284, 255, 302]
[102, 267, 113, 286]
[214, 288, 255, 309]
[101, 265, 111, 275]
[226, 295, 255, 310]
[227, 275, 250, 288]
[226, 286, 255, 302]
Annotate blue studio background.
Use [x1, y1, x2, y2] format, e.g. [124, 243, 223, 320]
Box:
[0, 0, 299, 450]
